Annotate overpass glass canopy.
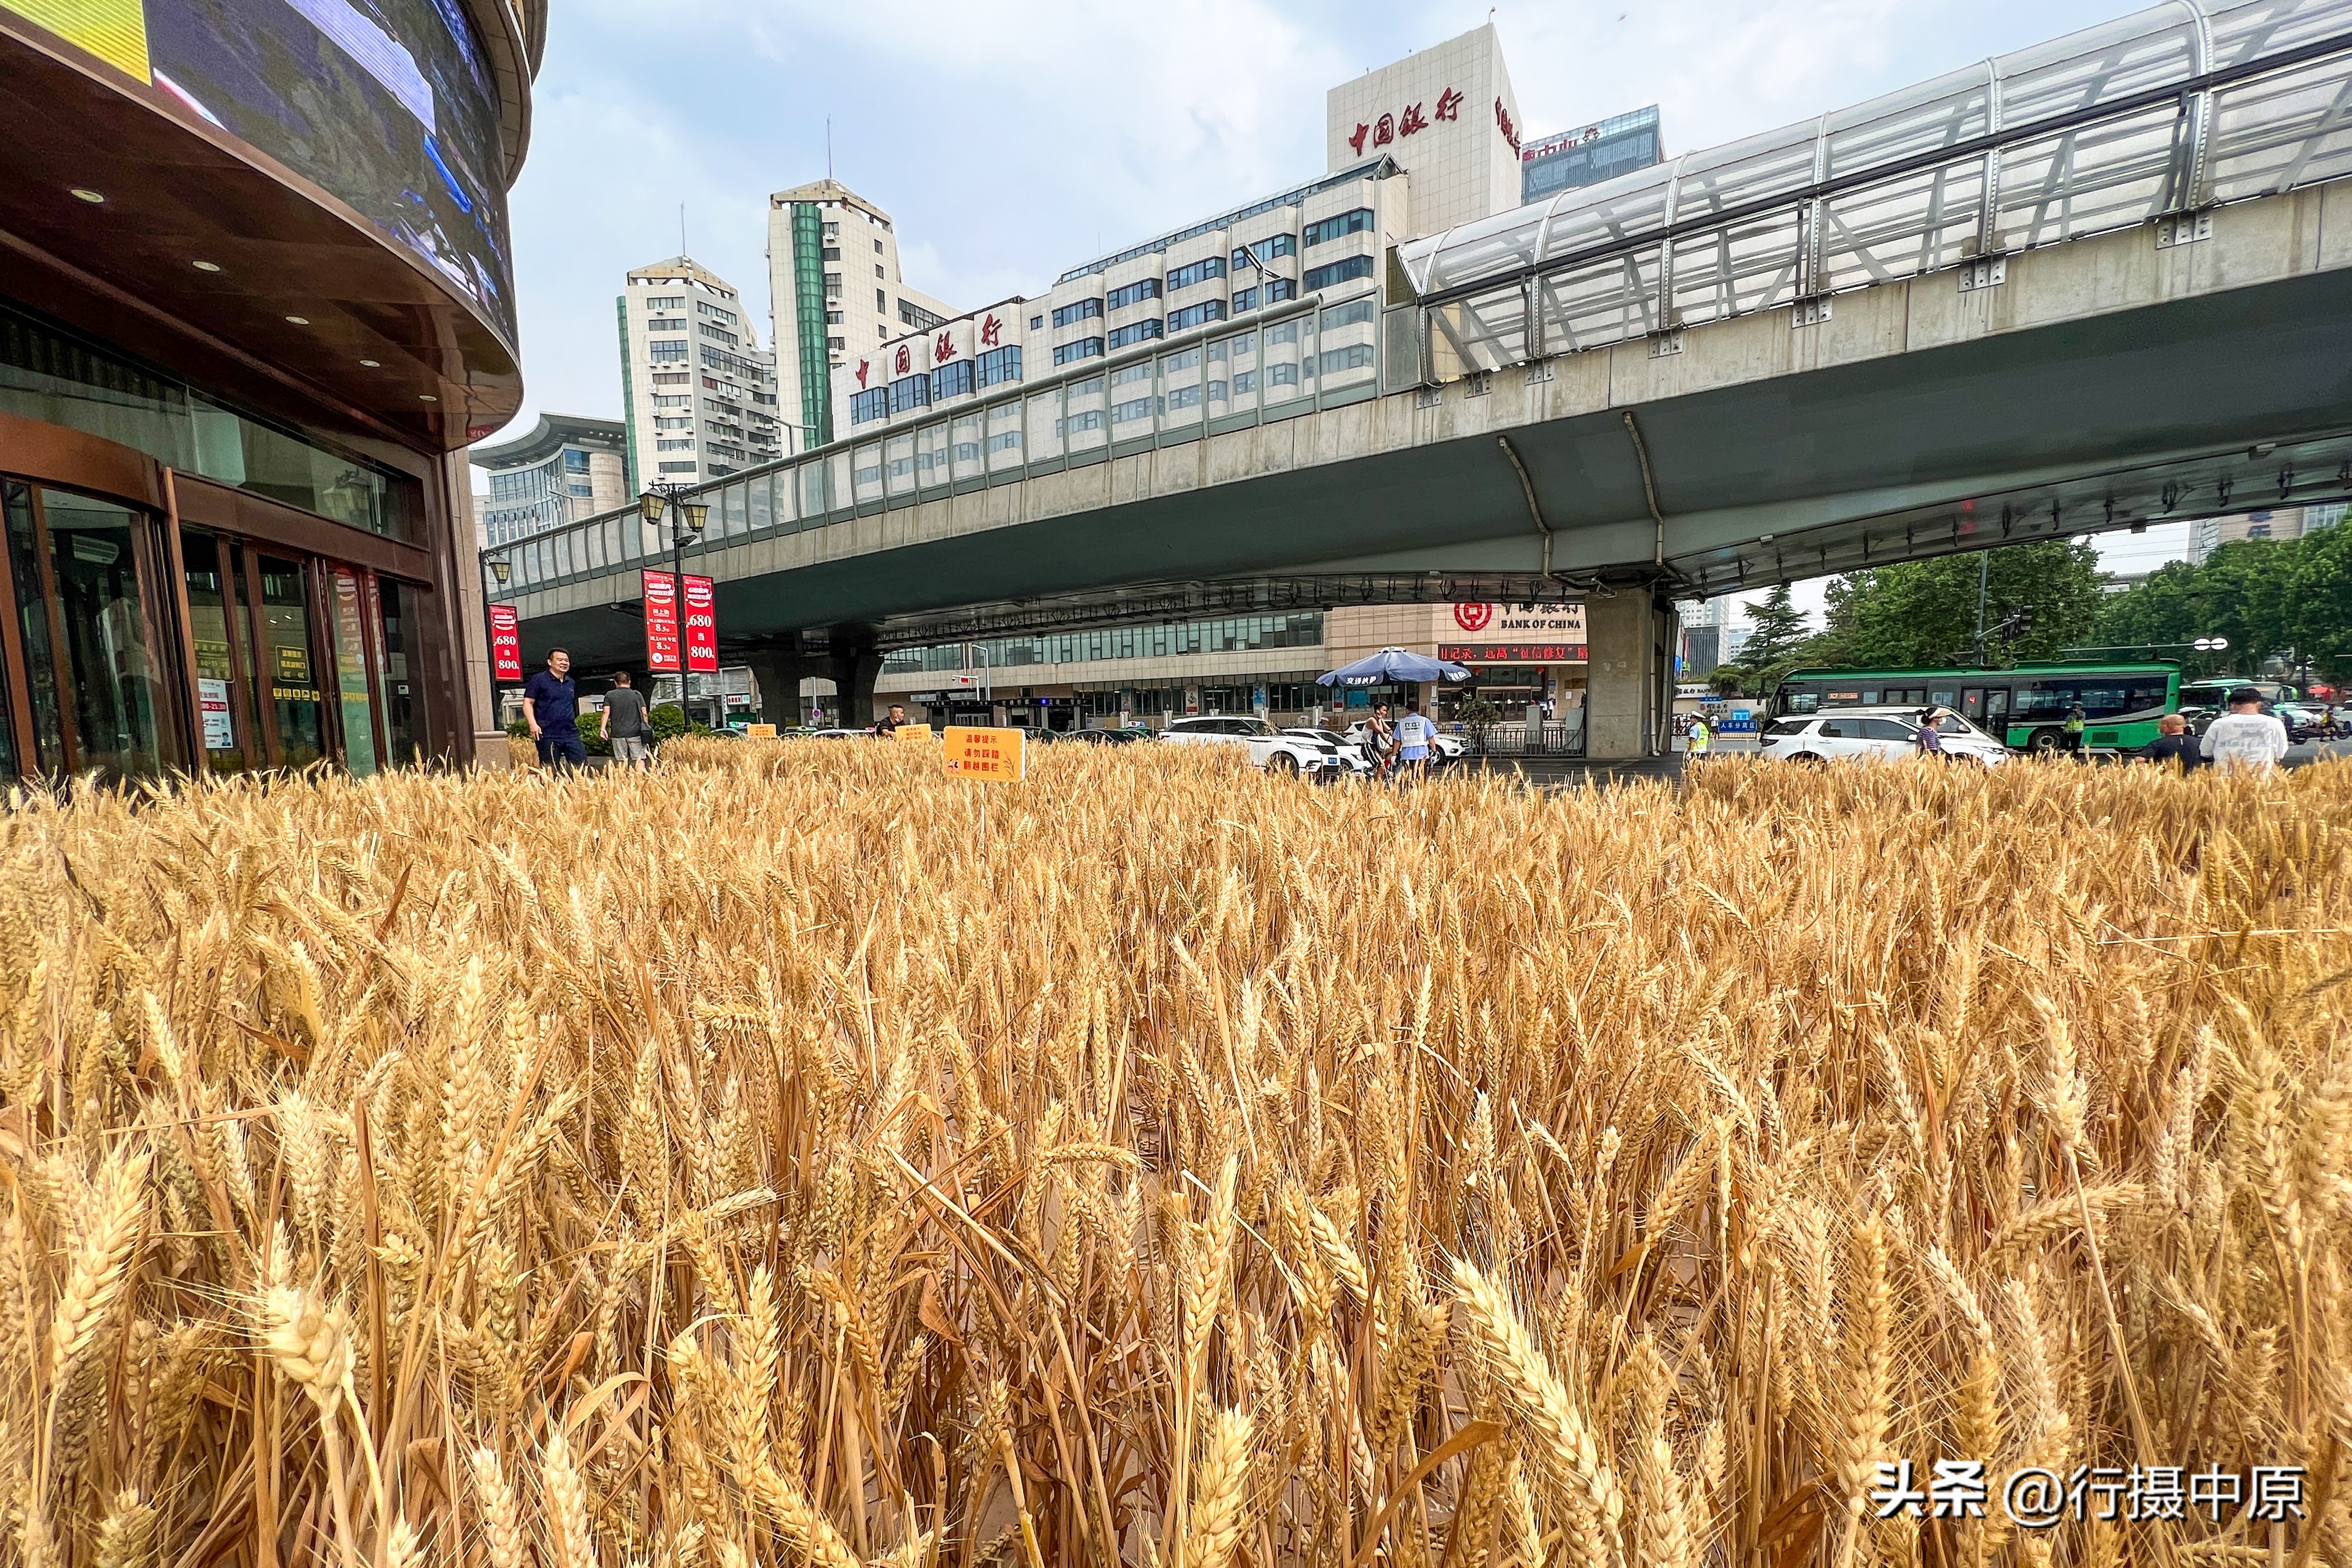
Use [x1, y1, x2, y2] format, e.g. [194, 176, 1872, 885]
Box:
[1395, 0, 2352, 377]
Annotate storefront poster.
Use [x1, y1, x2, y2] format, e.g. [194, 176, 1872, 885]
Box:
[682, 574, 717, 673]
[198, 677, 233, 750]
[487, 604, 522, 681]
[1440, 600, 1588, 664]
[642, 570, 680, 671]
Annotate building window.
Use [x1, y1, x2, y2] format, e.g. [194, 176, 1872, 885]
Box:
[850, 386, 889, 424]
[1233, 234, 1297, 269]
[649, 342, 689, 362]
[1166, 384, 1202, 409]
[877, 289, 887, 312]
[1232, 286, 1255, 313]
[645, 317, 686, 332]
[699, 323, 739, 345]
[1170, 300, 1227, 332]
[658, 460, 697, 473]
[657, 438, 695, 451]
[875, 238, 884, 252]
[1319, 343, 1377, 373]
[898, 299, 948, 332]
[1107, 278, 1161, 310]
[822, 222, 838, 241]
[1108, 319, 1164, 349]
[829, 336, 846, 350]
[1304, 208, 1375, 246]
[826, 309, 844, 323]
[653, 372, 690, 386]
[697, 300, 739, 323]
[1030, 315, 1044, 330]
[1304, 255, 1376, 290]
[1061, 409, 1105, 435]
[822, 246, 841, 261]
[1053, 298, 1103, 327]
[656, 416, 692, 430]
[976, 345, 1023, 387]
[889, 374, 931, 413]
[875, 263, 886, 279]
[1110, 361, 1152, 387]
[823, 275, 842, 298]
[1054, 337, 1105, 366]
[1324, 298, 1376, 329]
[1168, 256, 1226, 290]
[563, 450, 591, 472]
[932, 359, 976, 400]
[643, 294, 684, 309]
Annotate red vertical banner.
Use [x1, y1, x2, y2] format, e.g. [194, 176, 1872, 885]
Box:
[488, 604, 522, 681]
[642, 570, 681, 671]
[683, 575, 718, 673]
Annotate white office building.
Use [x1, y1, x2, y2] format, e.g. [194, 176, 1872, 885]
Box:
[617, 257, 785, 492]
[768, 180, 960, 456]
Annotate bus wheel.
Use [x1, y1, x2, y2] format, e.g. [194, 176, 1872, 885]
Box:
[2029, 729, 2063, 755]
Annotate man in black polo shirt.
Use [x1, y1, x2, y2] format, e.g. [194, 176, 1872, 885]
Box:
[522, 648, 585, 770]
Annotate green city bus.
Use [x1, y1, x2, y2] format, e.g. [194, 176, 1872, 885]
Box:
[1768, 662, 2183, 753]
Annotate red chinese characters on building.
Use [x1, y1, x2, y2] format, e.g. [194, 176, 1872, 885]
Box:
[894, 343, 911, 375]
[1495, 98, 1521, 153]
[979, 314, 1002, 347]
[934, 330, 957, 361]
[854, 360, 871, 387]
[1351, 88, 1458, 156]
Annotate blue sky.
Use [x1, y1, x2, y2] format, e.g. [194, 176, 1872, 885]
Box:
[485, 0, 2196, 620]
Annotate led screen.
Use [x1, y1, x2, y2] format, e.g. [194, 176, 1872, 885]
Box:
[2, 0, 516, 346]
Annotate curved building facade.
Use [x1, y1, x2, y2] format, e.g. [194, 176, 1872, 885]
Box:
[0, 0, 544, 778]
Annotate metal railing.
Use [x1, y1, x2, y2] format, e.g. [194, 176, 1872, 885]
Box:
[494, 290, 1379, 599]
[1392, 0, 2352, 379]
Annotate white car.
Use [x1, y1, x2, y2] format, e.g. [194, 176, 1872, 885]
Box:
[1341, 720, 1467, 764]
[1160, 716, 1338, 775]
[1285, 727, 1375, 775]
[1758, 706, 2009, 767]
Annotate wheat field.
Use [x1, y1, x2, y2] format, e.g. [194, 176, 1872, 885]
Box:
[1, 744, 2348, 1568]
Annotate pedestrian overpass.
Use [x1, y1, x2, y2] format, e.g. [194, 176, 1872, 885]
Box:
[498, 0, 2352, 755]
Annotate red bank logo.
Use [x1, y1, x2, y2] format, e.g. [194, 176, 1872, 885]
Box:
[1453, 602, 1495, 633]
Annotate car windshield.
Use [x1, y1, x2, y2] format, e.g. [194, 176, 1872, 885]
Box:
[1764, 718, 1813, 737]
[1232, 719, 1279, 737]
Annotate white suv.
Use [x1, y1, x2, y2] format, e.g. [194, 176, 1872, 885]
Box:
[1759, 706, 2009, 767]
[1160, 716, 1337, 775]
[1341, 720, 1468, 765]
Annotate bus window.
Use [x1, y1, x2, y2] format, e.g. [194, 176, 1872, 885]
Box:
[1785, 690, 1820, 714]
[1960, 688, 1985, 720]
[2014, 677, 2169, 720]
[1986, 690, 2009, 727]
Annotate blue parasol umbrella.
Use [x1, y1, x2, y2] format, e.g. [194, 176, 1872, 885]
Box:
[1317, 647, 1475, 687]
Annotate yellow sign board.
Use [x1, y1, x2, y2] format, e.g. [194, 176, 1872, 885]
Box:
[943, 726, 1025, 781]
[896, 724, 933, 743]
[743, 723, 777, 738]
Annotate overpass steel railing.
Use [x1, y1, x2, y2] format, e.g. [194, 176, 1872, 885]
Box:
[492, 289, 1377, 600]
[1392, 0, 2352, 383]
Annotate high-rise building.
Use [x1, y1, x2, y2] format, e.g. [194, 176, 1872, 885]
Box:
[767, 181, 959, 455]
[617, 258, 784, 492]
[471, 414, 630, 549]
[2187, 503, 2347, 563]
[1520, 107, 1665, 202]
[1324, 22, 1525, 238]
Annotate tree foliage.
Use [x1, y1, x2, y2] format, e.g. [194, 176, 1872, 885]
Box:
[2098, 528, 2352, 681]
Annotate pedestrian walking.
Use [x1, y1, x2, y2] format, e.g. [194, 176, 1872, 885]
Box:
[600, 670, 652, 770]
[2062, 701, 2088, 757]
[1365, 702, 1396, 778]
[2138, 712, 2204, 770]
[1392, 699, 1436, 780]
[1685, 714, 1711, 762]
[1914, 708, 1947, 760]
[2199, 686, 2291, 773]
[522, 648, 585, 771]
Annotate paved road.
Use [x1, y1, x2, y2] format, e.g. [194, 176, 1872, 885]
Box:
[1451, 735, 2352, 787]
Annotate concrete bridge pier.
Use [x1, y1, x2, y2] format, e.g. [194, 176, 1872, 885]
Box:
[739, 631, 884, 728]
[1582, 584, 1673, 761]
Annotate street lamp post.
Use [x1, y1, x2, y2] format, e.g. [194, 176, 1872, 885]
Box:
[638, 484, 717, 730]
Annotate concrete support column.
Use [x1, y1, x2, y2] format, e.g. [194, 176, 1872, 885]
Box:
[739, 647, 825, 726]
[1583, 584, 1671, 761]
[827, 644, 884, 728]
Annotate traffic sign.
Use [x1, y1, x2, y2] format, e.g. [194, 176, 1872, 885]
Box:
[943, 726, 1024, 781]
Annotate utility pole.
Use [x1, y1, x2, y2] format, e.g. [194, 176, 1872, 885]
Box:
[1972, 550, 1990, 667]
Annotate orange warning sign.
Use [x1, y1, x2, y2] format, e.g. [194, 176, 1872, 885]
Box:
[896, 724, 934, 743]
[943, 726, 1025, 781]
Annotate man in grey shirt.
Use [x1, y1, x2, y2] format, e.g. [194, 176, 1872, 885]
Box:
[2199, 686, 2291, 773]
[600, 671, 653, 768]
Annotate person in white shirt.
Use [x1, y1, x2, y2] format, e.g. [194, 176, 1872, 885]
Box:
[2199, 687, 2291, 773]
[1391, 700, 1437, 778]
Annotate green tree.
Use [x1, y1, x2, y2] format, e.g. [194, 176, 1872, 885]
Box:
[2097, 534, 2318, 678]
[2281, 523, 2352, 680]
[1808, 540, 2106, 670]
[1736, 585, 1812, 673]
[1703, 666, 1746, 697]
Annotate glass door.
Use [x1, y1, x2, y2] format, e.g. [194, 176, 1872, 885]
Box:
[326, 566, 379, 777]
[182, 530, 266, 774]
[36, 489, 178, 778]
[369, 576, 419, 767]
[255, 553, 326, 767]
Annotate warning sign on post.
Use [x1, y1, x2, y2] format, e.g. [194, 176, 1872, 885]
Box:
[943, 726, 1024, 781]
[895, 724, 933, 743]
